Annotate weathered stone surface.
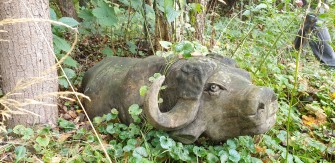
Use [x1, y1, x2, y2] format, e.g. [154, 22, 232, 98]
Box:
[82, 54, 278, 144]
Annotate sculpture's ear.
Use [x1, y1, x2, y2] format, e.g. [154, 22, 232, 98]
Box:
[207, 53, 239, 68]
[207, 53, 251, 80]
[176, 59, 215, 100]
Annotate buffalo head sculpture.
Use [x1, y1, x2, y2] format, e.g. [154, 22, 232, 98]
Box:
[81, 54, 278, 144]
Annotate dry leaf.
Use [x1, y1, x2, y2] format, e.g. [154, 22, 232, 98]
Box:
[58, 133, 71, 142]
[255, 145, 266, 154]
[68, 110, 77, 118]
[330, 92, 335, 100]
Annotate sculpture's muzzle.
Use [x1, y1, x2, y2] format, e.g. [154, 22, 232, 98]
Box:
[240, 86, 278, 134]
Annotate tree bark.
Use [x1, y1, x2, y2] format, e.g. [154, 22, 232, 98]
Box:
[56, 0, 78, 20]
[154, 0, 172, 51]
[0, 0, 58, 127]
[194, 0, 207, 44]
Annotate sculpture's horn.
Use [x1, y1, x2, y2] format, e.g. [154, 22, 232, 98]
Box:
[144, 76, 200, 131]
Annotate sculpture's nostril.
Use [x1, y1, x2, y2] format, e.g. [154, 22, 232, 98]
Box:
[258, 103, 265, 111]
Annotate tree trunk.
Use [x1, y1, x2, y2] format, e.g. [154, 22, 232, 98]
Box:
[194, 0, 207, 44]
[0, 0, 58, 127]
[56, 0, 78, 20]
[154, 0, 172, 51]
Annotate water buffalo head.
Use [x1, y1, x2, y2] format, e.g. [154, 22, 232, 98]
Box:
[144, 54, 278, 144]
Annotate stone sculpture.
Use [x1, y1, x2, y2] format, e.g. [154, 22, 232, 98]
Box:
[81, 54, 278, 144]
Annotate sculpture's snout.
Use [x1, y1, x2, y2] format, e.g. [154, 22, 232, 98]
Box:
[243, 87, 278, 118]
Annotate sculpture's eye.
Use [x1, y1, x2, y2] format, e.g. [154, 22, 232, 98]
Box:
[205, 83, 226, 96]
[210, 84, 220, 92]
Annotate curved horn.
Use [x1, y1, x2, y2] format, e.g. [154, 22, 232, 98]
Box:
[144, 76, 200, 131]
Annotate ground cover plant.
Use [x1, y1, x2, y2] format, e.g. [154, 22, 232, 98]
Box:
[1, 0, 335, 162]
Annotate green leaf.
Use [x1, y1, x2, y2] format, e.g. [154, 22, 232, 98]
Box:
[58, 118, 76, 131]
[123, 145, 135, 152]
[160, 136, 175, 150]
[106, 123, 115, 134]
[165, 7, 179, 23]
[111, 108, 119, 116]
[140, 86, 148, 96]
[59, 78, 69, 88]
[189, 3, 202, 13]
[193, 146, 207, 157]
[228, 149, 241, 162]
[219, 151, 229, 163]
[50, 8, 57, 20]
[78, 9, 95, 22]
[53, 34, 71, 52]
[227, 139, 237, 149]
[63, 56, 78, 68]
[92, 0, 118, 27]
[58, 17, 79, 27]
[127, 41, 137, 54]
[207, 153, 219, 163]
[251, 157, 263, 163]
[93, 116, 103, 125]
[174, 41, 194, 57]
[22, 128, 34, 140]
[255, 3, 267, 11]
[133, 147, 148, 158]
[13, 125, 26, 135]
[36, 136, 50, 147]
[13, 125, 34, 140]
[15, 146, 26, 162]
[102, 47, 114, 57]
[63, 68, 76, 79]
[129, 104, 142, 115]
[159, 41, 172, 49]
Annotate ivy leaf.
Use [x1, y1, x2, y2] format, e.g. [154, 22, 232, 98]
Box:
[92, 0, 118, 27]
[15, 146, 26, 162]
[129, 104, 142, 115]
[21, 128, 34, 140]
[140, 86, 148, 97]
[193, 146, 207, 157]
[228, 149, 241, 162]
[123, 145, 135, 152]
[206, 153, 219, 163]
[36, 136, 50, 147]
[160, 136, 175, 150]
[227, 139, 237, 149]
[93, 116, 103, 125]
[159, 41, 172, 49]
[133, 147, 148, 158]
[106, 123, 115, 134]
[219, 151, 229, 163]
[174, 41, 194, 58]
[58, 17, 79, 27]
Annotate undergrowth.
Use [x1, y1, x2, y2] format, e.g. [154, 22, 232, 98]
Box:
[1, 0, 335, 162]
